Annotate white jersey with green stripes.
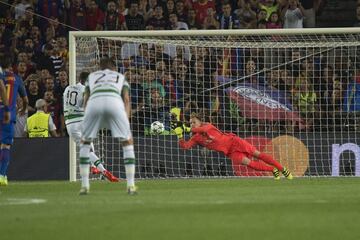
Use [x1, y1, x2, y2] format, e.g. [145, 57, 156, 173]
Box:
[86, 69, 128, 101]
[63, 82, 85, 125]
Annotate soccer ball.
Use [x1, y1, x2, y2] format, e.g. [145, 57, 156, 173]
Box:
[150, 121, 165, 134]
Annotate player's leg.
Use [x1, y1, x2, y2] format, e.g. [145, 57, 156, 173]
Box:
[89, 143, 119, 182]
[0, 123, 14, 186]
[230, 152, 275, 172]
[253, 150, 293, 179]
[253, 150, 284, 171]
[79, 140, 91, 194]
[67, 122, 118, 181]
[107, 100, 136, 194]
[79, 102, 102, 194]
[121, 138, 137, 195]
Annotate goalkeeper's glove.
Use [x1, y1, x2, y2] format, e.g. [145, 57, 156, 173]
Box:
[170, 120, 185, 139]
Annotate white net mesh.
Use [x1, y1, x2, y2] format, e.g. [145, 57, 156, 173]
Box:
[73, 30, 360, 179]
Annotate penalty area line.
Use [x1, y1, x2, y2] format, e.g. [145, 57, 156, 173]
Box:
[0, 198, 47, 206]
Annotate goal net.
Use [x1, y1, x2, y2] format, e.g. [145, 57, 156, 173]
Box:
[69, 29, 360, 181]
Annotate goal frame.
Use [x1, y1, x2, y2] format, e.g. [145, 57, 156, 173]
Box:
[68, 27, 360, 181]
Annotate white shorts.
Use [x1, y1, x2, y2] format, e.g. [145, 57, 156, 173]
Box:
[82, 96, 132, 141]
[66, 121, 82, 145]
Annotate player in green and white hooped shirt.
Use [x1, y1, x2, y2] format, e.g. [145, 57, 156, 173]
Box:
[63, 72, 119, 182]
[79, 57, 136, 195]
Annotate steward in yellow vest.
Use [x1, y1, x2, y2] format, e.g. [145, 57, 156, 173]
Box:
[25, 99, 58, 138]
[27, 111, 50, 137]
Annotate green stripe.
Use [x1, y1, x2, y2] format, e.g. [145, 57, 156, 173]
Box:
[64, 114, 84, 120]
[124, 158, 135, 165]
[80, 157, 90, 164]
[92, 89, 120, 96]
[94, 160, 102, 166]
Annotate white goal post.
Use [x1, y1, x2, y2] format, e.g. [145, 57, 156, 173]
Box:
[69, 28, 360, 181]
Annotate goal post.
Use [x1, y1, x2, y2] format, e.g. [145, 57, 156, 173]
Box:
[69, 28, 360, 181]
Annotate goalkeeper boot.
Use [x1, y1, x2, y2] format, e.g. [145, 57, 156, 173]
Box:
[103, 170, 119, 182]
[272, 168, 280, 180]
[282, 167, 293, 180]
[90, 166, 101, 175]
[79, 187, 89, 195]
[127, 185, 138, 195]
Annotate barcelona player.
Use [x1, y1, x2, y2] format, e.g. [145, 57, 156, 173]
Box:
[179, 113, 293, 180]
[0, 56, 28, 186]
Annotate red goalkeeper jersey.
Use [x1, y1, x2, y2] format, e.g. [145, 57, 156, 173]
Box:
[179, 123, 255, 156]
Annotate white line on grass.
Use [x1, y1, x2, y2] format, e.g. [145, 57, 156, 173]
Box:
[0, 198, 47, 206]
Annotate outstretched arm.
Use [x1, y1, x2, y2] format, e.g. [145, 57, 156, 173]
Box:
[191, 123, 215, 134]
[179, 135, 199, 150]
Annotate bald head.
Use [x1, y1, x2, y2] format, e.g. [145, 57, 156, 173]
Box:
[35, 99, 47, 110]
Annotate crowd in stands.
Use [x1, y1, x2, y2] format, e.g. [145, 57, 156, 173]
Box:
[1, 0, 359, 138]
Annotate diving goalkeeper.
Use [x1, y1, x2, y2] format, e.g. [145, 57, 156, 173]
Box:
[178, 113, 293, 179]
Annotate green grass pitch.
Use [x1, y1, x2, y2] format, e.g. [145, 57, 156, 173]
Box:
[1, 178, 360, 240]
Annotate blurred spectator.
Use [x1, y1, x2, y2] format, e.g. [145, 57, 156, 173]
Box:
[256, 9, 267, 25]
[187, 8, 202, 29]
[45, 43, 64, 80]
[266, 11, 282, 28]
[35, 0, 65, 30]
[146, 4, 168, 30]
[300, 0, 321, 28]
[118, 0, 129, 16]
[259, 0, 280, 21]
[13, 0, 32, 20]
[56, 70, 68, 96]
[14, 97, 28, 138]
[65, 0, 87, 30]
[354, 5, 360, 27]
[165, 0, 176, 19]
[192, 0, 216, 26]
[142, 69, 166, 103]
[175, 0, 188, 23]
[98, 1, 127, 30]
[136, 88, 171, 135]
[217, 2, 240, 29]
[343, 75, 360, 112]
[235, 0, 257, 29]
[126, 1, 145, 30]
[282, 0, 305, 28]
[168, 13, 188, 30]
[85, 0, 104, 30]
[26, 78, 42, 116]
[56, 35, 68, 63]
[203, 7, 220, 29]
[43, 90, 64, 136]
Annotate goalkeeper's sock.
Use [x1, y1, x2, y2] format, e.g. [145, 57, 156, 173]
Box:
[247, 160, 274, 172]
[0, 148, 10, 176]
[258, 153, 284, 171]
[123, 145, 136, 187]
[89, 152, 106, 173]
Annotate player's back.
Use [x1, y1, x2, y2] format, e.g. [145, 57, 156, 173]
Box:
[0, 70, 27, 121]
[63, 83, 85, 125]
[87, 69, 128, 102]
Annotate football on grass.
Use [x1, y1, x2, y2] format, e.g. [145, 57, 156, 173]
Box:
[151, 121, 165, 134]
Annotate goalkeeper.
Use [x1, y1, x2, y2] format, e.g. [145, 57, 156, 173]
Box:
[176, 113, 293, 180]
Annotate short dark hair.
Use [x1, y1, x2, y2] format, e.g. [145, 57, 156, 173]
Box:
[99, 56, 116, 70]
[0, 55, 12, 69]
[79, 71, 89, 84]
